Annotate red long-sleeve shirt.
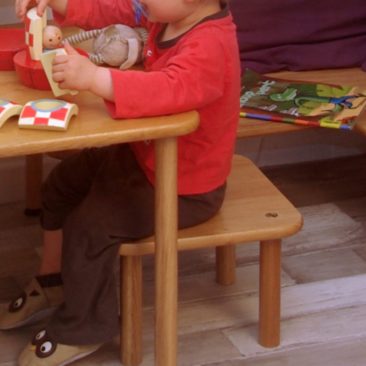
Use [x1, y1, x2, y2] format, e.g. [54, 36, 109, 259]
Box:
[55, 0, 241, 194]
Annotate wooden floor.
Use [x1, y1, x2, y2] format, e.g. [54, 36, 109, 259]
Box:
[1, 154, 366, 365]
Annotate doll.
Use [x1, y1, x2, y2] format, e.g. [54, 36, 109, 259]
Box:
[42, 24, 147, 70]
[64, 24, 148, 70]
[43, 25, 63, 49]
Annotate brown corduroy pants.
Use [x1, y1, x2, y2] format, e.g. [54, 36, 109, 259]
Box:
[40, 144, 226, 345]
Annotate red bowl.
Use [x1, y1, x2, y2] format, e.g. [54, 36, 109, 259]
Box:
[13, 49, 51, 90]
[0, 28, 26, 70]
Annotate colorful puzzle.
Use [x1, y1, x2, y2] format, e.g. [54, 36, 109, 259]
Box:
[18, 99, 78, 131]
[0, 100, 23, 128]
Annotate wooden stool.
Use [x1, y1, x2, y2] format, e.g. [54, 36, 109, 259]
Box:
[119, 155, 303, 366]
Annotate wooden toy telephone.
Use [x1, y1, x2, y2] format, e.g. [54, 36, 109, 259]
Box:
[23, 7, 77, 96]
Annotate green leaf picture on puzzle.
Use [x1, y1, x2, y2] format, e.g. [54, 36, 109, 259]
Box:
[240, 69, 366, 130]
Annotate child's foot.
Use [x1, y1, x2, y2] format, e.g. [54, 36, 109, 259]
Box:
[19, 329, 102, 366]
[0, 274, 63, 330]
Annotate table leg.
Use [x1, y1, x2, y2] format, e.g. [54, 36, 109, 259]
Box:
[154, 137, 178, 366]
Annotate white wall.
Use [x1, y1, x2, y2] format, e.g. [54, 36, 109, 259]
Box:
[0, 0, 51, 24]
[0, 0, 20, 25]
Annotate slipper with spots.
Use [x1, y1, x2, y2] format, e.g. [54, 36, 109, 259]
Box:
[18, 329, 102, 366]
[0, 275, 63, 330]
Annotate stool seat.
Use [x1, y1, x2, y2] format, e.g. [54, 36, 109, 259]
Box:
[119, 155, 303, 366]
[120, 155, 302, 256]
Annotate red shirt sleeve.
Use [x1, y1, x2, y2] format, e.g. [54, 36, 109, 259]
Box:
[105, 28, 226, 118]
[53, 0, 148, 29]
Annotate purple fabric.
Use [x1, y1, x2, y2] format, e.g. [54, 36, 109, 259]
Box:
[230, 0, 366, 73]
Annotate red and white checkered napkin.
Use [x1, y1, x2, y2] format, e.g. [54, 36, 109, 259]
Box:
[18, 100, 78, 131]
[0, 100, 23, 128]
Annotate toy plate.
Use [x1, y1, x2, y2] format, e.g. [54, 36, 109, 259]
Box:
[0, 99, 23, 128]
[18, 99, 78, 131]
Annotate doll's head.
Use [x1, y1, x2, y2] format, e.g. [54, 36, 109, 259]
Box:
[43, 25, 63, 49]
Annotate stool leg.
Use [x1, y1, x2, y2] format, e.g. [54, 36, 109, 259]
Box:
[24, 154, 43, 216]
[215, 245, 236, 285]
[120, 255, 143, 366]
[259, 239, 281, 347]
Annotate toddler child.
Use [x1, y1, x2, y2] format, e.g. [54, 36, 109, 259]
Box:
[0, 0, 240, 364]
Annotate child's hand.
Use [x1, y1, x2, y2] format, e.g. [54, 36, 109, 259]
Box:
[52, 42, 98, 92]
[15, 0, 49, 20]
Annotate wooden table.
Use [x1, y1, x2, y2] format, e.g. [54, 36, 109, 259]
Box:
[0, 70, 199, 366]
[238, 68, 366, 138]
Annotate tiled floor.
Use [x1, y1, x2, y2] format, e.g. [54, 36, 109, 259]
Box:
[0, 154, 366, 365]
